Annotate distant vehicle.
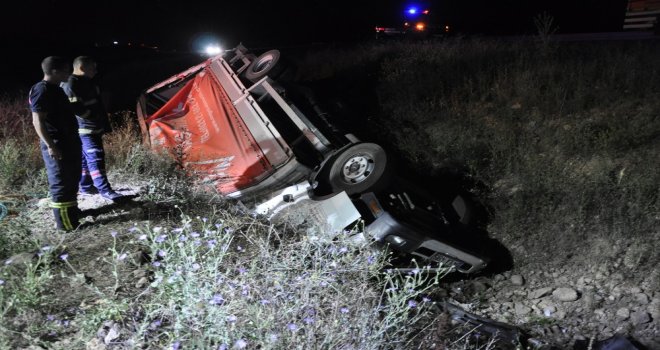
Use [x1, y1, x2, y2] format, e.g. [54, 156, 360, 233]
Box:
[136, 44, 489, 274]
[375, 2, 451, 39]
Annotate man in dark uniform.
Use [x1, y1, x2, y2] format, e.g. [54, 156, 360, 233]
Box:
[29, 56, 82, 231]
[61, 56, 124, 201]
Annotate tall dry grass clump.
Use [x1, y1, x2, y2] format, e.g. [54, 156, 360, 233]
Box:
[0, 93, 45, 196]
[355, 38, 659, 268]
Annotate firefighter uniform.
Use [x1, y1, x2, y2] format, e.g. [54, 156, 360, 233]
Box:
[29, 81, 82, 231]
[61, 75, 121, 200]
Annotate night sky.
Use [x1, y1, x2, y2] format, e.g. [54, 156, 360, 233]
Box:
[2, 0, 628, 94]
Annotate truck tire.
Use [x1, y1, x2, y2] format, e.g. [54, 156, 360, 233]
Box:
[325, 143, 391, 195]
[244, 50, 288, 82]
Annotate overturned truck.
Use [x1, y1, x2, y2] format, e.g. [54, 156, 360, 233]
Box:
[136, 44, 489, 274]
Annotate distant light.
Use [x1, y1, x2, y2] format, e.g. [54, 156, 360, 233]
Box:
[415, 22, 426, 31]
[204, 44, 223, 56]
[407, 7, 418, 14]
[423, 10, 429, 14]
[113, 41, 118, 45]
[445, 25, 450, 32]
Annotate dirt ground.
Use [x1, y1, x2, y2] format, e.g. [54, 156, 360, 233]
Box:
[2, 179, 658, 349]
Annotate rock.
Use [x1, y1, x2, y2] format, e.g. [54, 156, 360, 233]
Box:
[132, 269, 148, 278]
[493, 274, 505, 283]
[630, 310, 651, 325]
[135, 277, 149, 289]
[552, 310, 567, 320]
[511, 275, 524, 286]
[553, 287, 579, 302]
[629, 286, 642, 294]
[615, 307, 630, 320]
[529, 287, 554, 299]
[634, 293, 650, 305]
[104, 323, 121, 344]
[514, 303, 532, 316]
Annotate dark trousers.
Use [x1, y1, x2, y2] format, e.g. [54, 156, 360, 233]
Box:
[41, 139, 82, 230]
[80, 133, 112, 193]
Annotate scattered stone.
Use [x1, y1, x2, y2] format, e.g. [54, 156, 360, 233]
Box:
[615, 307, 630, 320]
[635, 293, 650, 305]
[104, 323, 121, 344]
[132, 269, 148, 278]
[553, 287, 579, 302]
[135, 277, 149, 289]
[552, 310, 567, 320]
[529, 287, 554, 299]
[514, 303, 532, 316]
[630, 310, 651, 325]
[511, 274, 525, 286]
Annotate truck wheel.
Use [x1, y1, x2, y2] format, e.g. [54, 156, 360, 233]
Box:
[244, 50, 287, 82]
[326, 143, 391, 195]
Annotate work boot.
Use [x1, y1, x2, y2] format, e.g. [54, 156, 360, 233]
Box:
[101, 190, 126, 202]
[53, 207, 80, 232]
[79, 186, 99, 195]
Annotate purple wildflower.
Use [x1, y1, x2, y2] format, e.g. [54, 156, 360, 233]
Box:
[303, 317, 314, 324]
[236, 245, 243, 251]
[202, 217, 208, 223]
[4, 259, 12, 265]
[138, 234, 147, 241]
[128, 226, 138, 232]
[237, 267, 247, 274]
[190, 232, 200, 238]
[150, 320, 162, 329]
[227, 315, 237, 323]
[172, 227, 184, 233]
[62, 320, 70, 327]
[41, 246, 52, 251]
[152, 261, 161, 267]
[339, 246, 348, 254]
[194, 239, 202, 246]
[157, 250, 166, 257]
[269, 334, 279, 342]
[59, 253, 69, 261]
[207, 239, 217, 248]
[110, 231, 118, 237]
[117, 253, 127, 261]
[155, 234, 167, 243]
[224, 227, 234, 234]
[422, 296, 431, 303]
[192, 263, 201, 270]
[340, 307, 349, 314]
[408, 300, 418, 308]
[179, 235, 187, 242]
[209, 294, 224, 305]
[46, 314, 55, 321]
[217, 344, 228, 350]
[171, 341, 181, 350]
[408, 268, 420, 275]
[233, 339, 247, 349]
[0, 279, 4, 285]
[287, 323, 297, 331]
[260, 299, 270, 305]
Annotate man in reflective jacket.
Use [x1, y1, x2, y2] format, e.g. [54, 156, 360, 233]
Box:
[61, 56, 124, 202]
[29, 56, 82, 231]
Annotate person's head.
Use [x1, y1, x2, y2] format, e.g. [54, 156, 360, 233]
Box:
[41, 56, 71, 84]
[72, 56, 97, 78]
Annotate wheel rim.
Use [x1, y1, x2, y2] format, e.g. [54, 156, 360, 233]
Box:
[341, 155, 374, 184]
[253, 55, 274, 73]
